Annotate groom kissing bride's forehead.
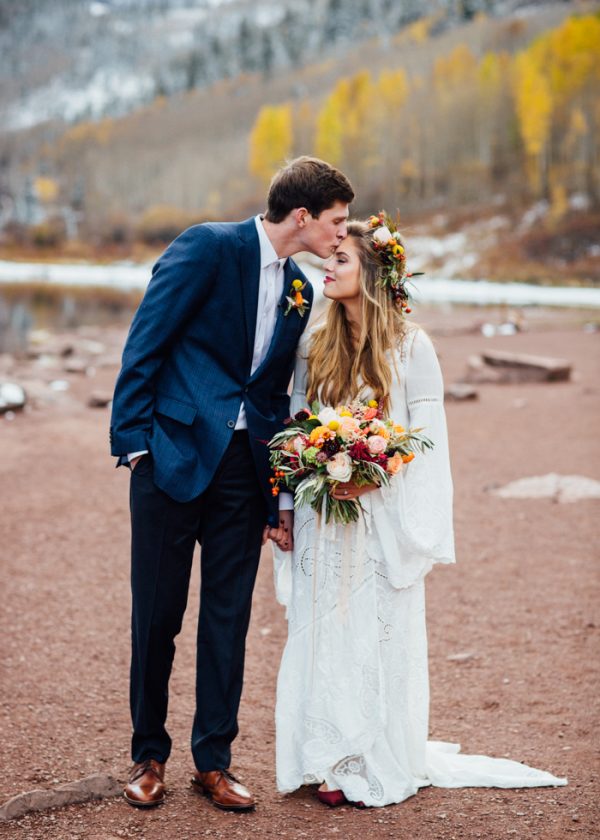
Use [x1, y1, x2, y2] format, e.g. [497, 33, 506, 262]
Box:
[110, 156, 354, 811]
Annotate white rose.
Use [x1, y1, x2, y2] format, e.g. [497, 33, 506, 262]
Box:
[326, 452, 353, 483]
[367, 434, 387, 455]
[318, 406, 342, 426]
[372, 225, 393, 244]
[294, 435, 307, 454]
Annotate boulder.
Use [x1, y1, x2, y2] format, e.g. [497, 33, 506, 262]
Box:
[463, 351, 571, 384]
[493, 474, 600, 503]
[481, 350, 571, 382]
[0, 774, 121, 822]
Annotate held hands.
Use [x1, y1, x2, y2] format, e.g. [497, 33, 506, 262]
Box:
[330, 480, 377, 501]
[261, 485, 376, 551]
[263, 510, 294, 553]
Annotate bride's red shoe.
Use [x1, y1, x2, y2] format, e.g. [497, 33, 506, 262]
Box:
[316, 788, 366, 808]
[316, 788, 347, 807]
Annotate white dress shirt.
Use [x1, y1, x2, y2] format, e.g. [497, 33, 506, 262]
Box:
[234, 215, 286, 429]
[128, 215, 294, 512]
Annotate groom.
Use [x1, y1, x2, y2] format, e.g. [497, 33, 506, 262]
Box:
[110, 157, 354, 811]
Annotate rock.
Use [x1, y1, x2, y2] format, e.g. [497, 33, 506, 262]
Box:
[0, 774, 121, 822]
[49, 380, 70, 392]
[64, 358, 88, 374]
[445, 384, 478, 401]
[463, 355, 506, 384]
[493, 474, 600, 503]
[76, 339, 105, 356]
[0, 382, 26, 414]
[88, 391, 112, 408]
[447, 652, 476, 662]
[481, 350, 571, 382]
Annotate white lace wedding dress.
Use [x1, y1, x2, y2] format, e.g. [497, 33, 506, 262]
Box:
[273, 327, 566, 807]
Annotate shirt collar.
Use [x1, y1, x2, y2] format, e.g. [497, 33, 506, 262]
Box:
[255, 215, 286, 271]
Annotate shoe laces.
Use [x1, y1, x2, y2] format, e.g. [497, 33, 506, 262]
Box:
[131, 759, 161, 782]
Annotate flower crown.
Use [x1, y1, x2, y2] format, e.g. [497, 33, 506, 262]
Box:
[368, 211, 423, 313]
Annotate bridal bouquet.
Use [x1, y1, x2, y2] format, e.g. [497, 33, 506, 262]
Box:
[268, 400, 433, 524]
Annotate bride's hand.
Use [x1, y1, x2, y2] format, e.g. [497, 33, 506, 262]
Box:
[330, 480, 377, 500]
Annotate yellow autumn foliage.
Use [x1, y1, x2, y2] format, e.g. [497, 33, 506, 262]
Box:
[34, 177, 59, 203]
[249, 104, 293, 185]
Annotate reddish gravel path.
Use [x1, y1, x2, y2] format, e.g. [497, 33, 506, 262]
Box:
[1, 309, 598, 839]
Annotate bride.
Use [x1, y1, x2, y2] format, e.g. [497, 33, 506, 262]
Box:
[270, 216, 566, 808]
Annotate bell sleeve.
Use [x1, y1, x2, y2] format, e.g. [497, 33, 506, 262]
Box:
[368, 329, 456, 589]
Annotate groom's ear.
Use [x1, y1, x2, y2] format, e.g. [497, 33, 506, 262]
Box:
[294, 207, 310, 229]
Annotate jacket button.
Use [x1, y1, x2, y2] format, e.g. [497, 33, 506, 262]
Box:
[227, 420, 235, 428]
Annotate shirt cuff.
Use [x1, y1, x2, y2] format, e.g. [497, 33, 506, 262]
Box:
[278, 492, 294, 511]
[127, 450, 148, 462]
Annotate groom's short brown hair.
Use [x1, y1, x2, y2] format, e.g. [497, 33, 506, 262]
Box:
[265, 156, 354, 223]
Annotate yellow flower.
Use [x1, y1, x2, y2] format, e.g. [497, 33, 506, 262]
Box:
[292, 279, 303, 290]
[328, 420, 340, 431]
[391, 244, 403, 256]
[393, 424, 405, 433]
[339, 410, 352, 417]
[309, 425, 329, 444]
[368, 400, 378, 408]
[308, 414, 318, 420]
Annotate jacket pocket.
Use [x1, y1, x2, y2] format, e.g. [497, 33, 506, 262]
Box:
[154, 394, 198, 426]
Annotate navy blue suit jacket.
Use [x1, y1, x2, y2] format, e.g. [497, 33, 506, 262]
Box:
[109, 217, 313, 526]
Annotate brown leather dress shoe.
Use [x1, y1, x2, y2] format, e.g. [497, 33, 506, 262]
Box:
[191, 769, 255, 811]
[124, 759, 166, 807]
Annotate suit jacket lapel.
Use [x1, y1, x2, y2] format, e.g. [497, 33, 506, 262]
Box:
[237, 219, 261, 363]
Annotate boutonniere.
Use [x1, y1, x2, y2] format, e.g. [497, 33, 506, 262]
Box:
[284, 279, 310, 318]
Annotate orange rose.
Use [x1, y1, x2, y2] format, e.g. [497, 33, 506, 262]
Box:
[401, 452, 415, 464]
[386, 452, 404, 475]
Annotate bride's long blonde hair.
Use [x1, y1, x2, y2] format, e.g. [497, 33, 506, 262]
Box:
[306, 220, 411, 412]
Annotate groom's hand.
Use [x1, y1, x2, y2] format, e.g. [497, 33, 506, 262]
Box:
[269, 510, 294, 552]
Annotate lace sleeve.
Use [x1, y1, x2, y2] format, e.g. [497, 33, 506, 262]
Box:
[289, 336, 310, 416]
[368, 329, 456, 589]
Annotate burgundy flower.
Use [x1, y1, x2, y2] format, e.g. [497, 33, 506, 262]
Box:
[349, 440, 388, 468]
[322, 437, 341, 458]
[294, 409, 311, 421]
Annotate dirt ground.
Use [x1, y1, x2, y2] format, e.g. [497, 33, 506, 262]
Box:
[1, 306, 599, 840]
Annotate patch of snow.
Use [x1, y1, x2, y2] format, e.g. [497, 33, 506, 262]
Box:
[4, 69, 156, 131]
[569, 193, 590, 211]
[89, 2, 110, 17]
[519, 201, 549, 232]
